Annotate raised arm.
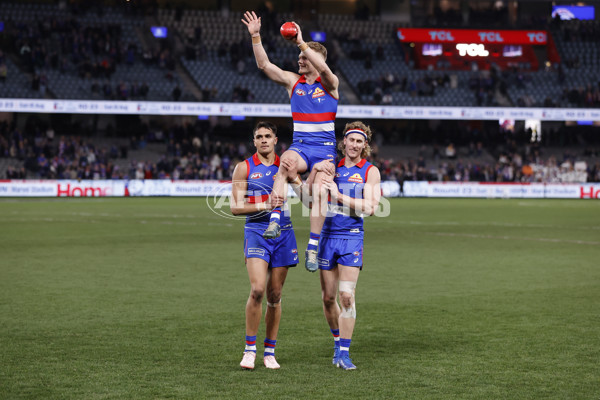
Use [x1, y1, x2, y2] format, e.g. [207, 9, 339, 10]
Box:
[230, 161, 282, 216]
[242, 11, 299, 93]
[325, 166, 381, 216]
[291, 22, 339, 97]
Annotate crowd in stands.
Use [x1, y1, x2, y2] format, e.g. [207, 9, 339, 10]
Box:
[0, 118, 246, 180]
[560, 85, 600, 108]
[552, 17, 600, 43]
[1, 3, 177, 100]
[0, 50, 7, 82]
[0, 2, 598, 108]
[2, 118, 599, 183]
[379, 144, 600, 187]
[0, 119, 122, 180]
[135, 131, 242, 180]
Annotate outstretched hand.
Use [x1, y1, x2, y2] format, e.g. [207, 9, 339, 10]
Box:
[241, 11, 261, 36]
[290, 22, 304, 45]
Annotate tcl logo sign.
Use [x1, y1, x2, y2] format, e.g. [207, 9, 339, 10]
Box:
[428, 30, 455, 41]
[456, 43, 489, 57]
[478, 32, 504, 42]
[57, 183, 111, 197]
[397, 28, 547, 44]
[527, 32, 546, 43]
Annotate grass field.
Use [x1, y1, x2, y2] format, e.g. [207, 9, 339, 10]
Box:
[1, 198, 599, 399]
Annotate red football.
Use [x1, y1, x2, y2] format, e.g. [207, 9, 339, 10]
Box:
[280, 22, 297, 40]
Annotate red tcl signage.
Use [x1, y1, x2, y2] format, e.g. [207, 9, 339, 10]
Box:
[397, 29, 547, 45]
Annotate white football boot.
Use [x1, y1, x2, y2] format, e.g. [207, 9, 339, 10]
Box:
[240, 351, 256, 369]
[263, 355, 281, 369]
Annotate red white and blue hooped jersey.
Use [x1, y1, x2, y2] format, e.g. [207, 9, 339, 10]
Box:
[322, 158, 374, 239]
[244, 153, 292, 230]
[290, 76, 338, 145]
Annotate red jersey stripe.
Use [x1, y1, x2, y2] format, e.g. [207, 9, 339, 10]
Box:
[246, 193, 269, 204]
[292, 112, 336, 122]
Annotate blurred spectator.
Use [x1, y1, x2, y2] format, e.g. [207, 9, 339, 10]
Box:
[445, 143, 456, 159]
[0, 63, 7, 83]
[172, 85, 182, 101]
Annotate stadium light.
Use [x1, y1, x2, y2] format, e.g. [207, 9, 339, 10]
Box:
[150, 26, 168, 38]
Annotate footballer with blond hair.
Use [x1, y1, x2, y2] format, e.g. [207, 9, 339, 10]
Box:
[242, 11, 339, 273]
[283, 121, 381, 370]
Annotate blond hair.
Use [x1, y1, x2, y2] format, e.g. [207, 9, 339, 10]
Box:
[338, 121, 372, 159]
[307, 41, 327, 61]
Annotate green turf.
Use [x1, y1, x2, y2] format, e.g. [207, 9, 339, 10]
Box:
[1, 198, 599, 399]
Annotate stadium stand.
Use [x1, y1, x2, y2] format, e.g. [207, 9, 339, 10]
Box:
[0, 2, 598, 107]
[1, 113, 598, 183]
[0, 1, 190, 101]
[0, 57, 41, 99]
[0, 2, 598, 183]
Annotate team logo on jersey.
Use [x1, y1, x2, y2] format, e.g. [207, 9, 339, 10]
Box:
[335, 172, 341, 178]
[312, 87, 325, 99]
[250, 172, 263, 179]
[353, 251, 360, 256]
[291, 248, 297, 254]
[295, 88, 306, 96]
[348, 173, 363, 183]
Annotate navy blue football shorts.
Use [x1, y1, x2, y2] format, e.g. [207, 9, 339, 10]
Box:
[244, 228, 298, 268]
[288, 141, 336, 172]
[317, 237, 363, 270]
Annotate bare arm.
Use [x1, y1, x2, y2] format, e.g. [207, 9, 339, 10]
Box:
[291, 22, 339, 97]
[242, 11, 299, 92]
[325, 166, 381, 216]
[230, 161, 281, 216]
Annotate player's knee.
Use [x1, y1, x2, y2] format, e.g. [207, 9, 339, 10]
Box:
[250, 286, 265, 304]
[338, 280, 356, 312]
[340, 291, 353, 309]
[280, 152, 295, 169]
[321, 290, 337, 308]
[266, 287, 282, 305]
